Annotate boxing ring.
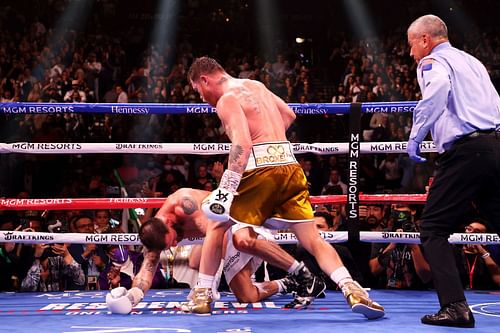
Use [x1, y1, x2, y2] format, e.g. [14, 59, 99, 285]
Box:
[1, 101, 499, 333]
[1, 289, 499, 333]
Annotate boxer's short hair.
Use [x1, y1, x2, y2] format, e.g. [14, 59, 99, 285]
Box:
[139, 217, 168, 251]
[188, 56, 224, 82]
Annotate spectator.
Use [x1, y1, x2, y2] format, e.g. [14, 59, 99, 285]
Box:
[21, 243, 85, 292]
[299, 157, 322, 195]
[359, 204, 388, 231]
[454, 220, 500, 290]
[42, 85, 63, 102]
[331, 83, 347, 103]
[0, 218, 21, 291]
[63, 80, 86, 103]
[68, 215, 108, 290]
[378, 154, 402, 191]
[321, 168, 347, 194]
[16, 210, 46, 282]
[83, 53, 102, 101]
[369, 205, 431, 289]
[94, 209, 112, 234]
[116, 84, 128, 103]
[191, 164, 215, 190]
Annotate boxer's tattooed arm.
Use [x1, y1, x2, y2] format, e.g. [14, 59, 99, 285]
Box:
[135, 277, 151, 292]
[133, 250, 160, 291]
[228, 144, 246, 174]
[180, 195, 198, 215]
[144, 251, 160, 272]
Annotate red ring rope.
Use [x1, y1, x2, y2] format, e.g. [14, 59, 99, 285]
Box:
[0, 194, 427, 210]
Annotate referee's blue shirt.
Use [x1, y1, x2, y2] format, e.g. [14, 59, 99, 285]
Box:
[410, 42, 500, 153]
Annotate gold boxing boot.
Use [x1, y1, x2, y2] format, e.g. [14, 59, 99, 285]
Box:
[342, 281, 385, 319]
[180, 287, 213, 315]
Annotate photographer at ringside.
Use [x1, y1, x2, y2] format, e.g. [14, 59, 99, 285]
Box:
[20, 242, 85, 292]
[369, 204, 432, 289]
[68, 215, 108, 290]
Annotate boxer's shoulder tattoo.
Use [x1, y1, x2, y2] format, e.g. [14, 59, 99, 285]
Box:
[180, 195, 198, 215]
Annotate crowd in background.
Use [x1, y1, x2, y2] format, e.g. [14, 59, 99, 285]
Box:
[0, 0, 499, 293]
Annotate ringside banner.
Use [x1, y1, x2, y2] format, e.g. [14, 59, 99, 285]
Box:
[0, 141, 437, 155]
[0, 101, 419, 115]
[1, 231, 497, 245]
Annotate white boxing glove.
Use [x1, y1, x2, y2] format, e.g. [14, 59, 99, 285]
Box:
[201, 169, 241, 222]
[106, 287, 144, 314]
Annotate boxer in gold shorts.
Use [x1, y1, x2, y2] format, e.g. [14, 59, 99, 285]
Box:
[186, 56, 384, 319]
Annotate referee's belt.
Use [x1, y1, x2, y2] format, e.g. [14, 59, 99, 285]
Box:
[460, 129, 499, 142]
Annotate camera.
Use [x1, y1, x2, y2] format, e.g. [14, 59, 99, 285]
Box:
[47, 220, 64, 233]
[391, 210, 416, 232]
[41, 246, 59, 259]
[47, 220, 65, 246]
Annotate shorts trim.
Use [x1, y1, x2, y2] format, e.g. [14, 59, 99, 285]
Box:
[230, 216, 314, 230]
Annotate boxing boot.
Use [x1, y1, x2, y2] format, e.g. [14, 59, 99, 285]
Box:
[342, 280, 385, 319]
[180, 287, 213, 315]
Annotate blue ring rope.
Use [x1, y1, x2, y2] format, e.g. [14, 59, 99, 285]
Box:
[0, 101, 418, 115]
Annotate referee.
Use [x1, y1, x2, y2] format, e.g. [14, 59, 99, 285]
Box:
[406, 15, 500, 328]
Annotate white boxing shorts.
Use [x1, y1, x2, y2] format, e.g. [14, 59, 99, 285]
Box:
[222, 223, 274, 284]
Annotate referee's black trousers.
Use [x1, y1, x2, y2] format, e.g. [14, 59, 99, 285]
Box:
[420, 131, 500, 306]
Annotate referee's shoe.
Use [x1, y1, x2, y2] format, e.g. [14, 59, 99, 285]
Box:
[283, 262, 326, 309]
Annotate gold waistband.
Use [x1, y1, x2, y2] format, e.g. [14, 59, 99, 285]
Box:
[245, 141, 297, 171]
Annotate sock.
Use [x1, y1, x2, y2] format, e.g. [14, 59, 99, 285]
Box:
[287, 260, 301, 274]
[275, 279, 285, 293]
[329, 267, 353, 288]
[197, 273, 215, 288]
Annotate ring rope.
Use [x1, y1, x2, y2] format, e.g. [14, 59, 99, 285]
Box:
[1, 231, 498, 245]
[0, 194, 428, 210]
[1, 100, 496, 246]
[0, 141, 437, 155]
[0, 101, 418, 115]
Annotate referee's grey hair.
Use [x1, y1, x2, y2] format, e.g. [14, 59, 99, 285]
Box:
[408, 14, 448, 39]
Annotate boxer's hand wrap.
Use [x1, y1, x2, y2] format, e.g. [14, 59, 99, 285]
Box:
[106, 286, 144, 314]
[201, 170, 241, 222]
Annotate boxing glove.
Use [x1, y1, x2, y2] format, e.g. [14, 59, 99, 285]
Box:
[106, 286, 144, 314]
[201, 169, 241, 222]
